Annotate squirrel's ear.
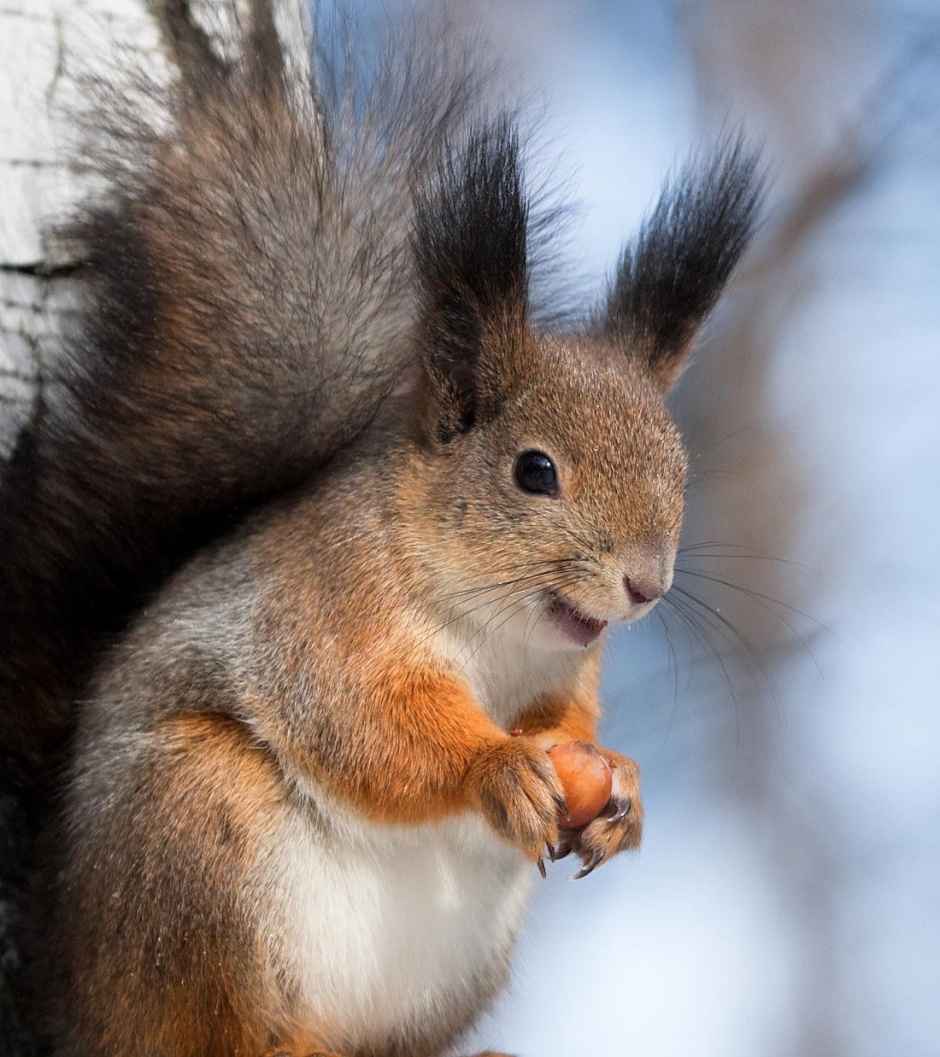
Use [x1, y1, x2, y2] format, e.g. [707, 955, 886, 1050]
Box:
[604, 138, 765, 391]
[412, 117, 529, 443]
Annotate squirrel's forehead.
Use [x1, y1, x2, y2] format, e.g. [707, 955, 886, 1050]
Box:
[516, 344, 678, 451]
[526, 334, 648, 398]
[496, 376, 685, 503]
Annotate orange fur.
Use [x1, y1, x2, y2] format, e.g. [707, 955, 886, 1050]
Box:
[312, 662, 507, 824]
[21, 5, 761, 1049]
[59, 713, 295, 1057]
[510, 651, 603, 748]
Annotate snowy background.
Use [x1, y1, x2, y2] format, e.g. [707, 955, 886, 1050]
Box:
[2, 2, 939, 1055]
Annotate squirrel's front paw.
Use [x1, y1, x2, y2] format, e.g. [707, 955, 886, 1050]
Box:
[470, 738, 565, 860]
[556, 749, 643, 878]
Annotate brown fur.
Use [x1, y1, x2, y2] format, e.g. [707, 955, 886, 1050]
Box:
[0, 4, 762, 1054]
[45, 237, 742, 1054]
[51, 322, 677, 1055]
[58, 713, 288, 1057]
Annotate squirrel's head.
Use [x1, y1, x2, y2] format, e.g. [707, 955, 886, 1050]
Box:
[403, 120, 763, 651]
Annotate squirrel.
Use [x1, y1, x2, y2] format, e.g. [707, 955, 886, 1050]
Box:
[0, 2, 763, 1055]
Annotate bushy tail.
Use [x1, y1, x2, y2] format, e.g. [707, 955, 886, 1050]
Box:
[0, 0, 486, 792]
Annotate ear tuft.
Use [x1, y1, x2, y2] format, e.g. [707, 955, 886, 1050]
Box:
[413, 116, 529, 439]
[605, 136, 765, 390]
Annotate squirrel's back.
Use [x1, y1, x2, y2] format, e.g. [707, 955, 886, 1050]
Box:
[0, 10, 495, 1050]
[0, 1, 487, 791]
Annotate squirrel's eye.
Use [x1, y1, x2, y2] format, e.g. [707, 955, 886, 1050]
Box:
[514, 451, 559, 497]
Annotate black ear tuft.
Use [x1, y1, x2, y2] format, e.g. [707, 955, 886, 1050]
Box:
[606, 136, 765, 389]
[413, 116, 529, 440]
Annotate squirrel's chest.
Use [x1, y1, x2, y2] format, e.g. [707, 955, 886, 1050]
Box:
[449, 628, 580, 728]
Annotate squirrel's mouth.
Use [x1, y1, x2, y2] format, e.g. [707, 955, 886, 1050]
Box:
[547, 592, 608, 647]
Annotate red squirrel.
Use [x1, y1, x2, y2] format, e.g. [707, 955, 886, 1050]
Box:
[0, 2, 762, 1055]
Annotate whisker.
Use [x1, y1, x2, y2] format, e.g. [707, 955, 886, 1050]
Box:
[678, 540, 818, 576]
[519, 504, 600, 557]
[436, 557, 589, 603]
[452, 571, 590, 674]
[668, 584, 782, 709]
[652, 607, 689, 749]
[415, 567, 590, 663]
[673, 568, 828, 677]
[655, 607, 681, 707]
[660, 592, 743, 709]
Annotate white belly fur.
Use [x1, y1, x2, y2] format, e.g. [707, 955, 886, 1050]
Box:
[260, 617, 580, 1047]
[265, 797, 533, 1051]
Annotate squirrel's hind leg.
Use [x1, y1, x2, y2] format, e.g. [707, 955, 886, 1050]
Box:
[56, 710, 301, 1057]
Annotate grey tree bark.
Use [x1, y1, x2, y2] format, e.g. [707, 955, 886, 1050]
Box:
[1, 7, 154, 1048]
[0, 5, 308, 1052]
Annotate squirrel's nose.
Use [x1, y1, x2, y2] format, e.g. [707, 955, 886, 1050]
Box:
[624, 574, 665, 606]
[623, 549, 675, 607]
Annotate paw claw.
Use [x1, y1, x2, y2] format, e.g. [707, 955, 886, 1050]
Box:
[604, 795, 632, 823]
[572, 849, 604, 880]
[537, 856, 547, 879]
[473, 737, 565, 857]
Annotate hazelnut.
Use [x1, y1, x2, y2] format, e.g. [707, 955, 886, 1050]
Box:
[547, 741, 612, 828]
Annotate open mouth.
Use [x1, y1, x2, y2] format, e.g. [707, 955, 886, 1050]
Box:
[547, 592, 608, 647]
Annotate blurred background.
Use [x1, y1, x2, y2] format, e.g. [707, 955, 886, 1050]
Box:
[461, 2, 940, 1055]
[2, 1, 938, 1055]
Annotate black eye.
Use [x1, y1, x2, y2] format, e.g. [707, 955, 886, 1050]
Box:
[513, 450, 559, 496]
